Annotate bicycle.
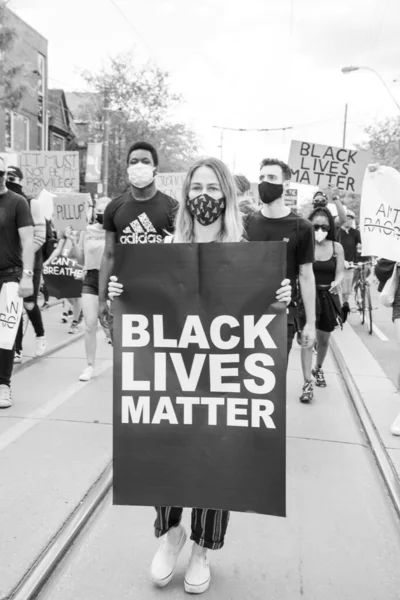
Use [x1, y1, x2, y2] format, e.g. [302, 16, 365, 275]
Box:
[351, 260, 376, 335]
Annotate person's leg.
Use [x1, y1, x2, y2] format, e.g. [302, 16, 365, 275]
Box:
[341, 270, 353, 322]
[24, 269, 46, 358]
[68, 298, 82, 334]
[79, 293, 99, 380]
[300, 344, 314, 403]
[151, 507, 186, 588]
[312, 330, 331, 387]
[15, 318, 23, 357]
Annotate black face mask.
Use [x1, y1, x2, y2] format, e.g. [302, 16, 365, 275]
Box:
[6, 180, 23, 195]
[187, 194, 225, 226]
[96, 214, 104, 225]
[258, 181, 284, 204]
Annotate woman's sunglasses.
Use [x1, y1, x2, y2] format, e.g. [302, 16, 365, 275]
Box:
[313, 224, 330, 232]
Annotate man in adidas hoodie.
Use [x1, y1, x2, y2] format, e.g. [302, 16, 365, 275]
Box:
[99, 141, 178, 330]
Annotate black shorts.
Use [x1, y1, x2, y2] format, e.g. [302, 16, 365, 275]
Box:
[82, 269, 99, 296]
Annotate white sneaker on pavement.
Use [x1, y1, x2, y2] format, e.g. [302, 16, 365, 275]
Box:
[150, 525, 187, 588]
[79, 366, 94, 382]
[391, 412, 400, 436]
[35, 336, 47, 357]
[184, 545, 211, 595]
[14, 351, 22, 364]
[0, 385, 12, 409]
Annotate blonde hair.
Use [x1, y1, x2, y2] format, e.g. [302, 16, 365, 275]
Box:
[173, 157, 244, 243]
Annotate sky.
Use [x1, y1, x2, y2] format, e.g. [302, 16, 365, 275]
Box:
[8, 0, 400, 193]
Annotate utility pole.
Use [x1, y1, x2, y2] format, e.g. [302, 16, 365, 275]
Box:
[103, 90, 110, 197]
[343, 103, 348, 148]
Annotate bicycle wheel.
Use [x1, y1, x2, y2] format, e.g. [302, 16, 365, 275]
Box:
[354, 284, 365, 324]
[365, 285, 373, 335]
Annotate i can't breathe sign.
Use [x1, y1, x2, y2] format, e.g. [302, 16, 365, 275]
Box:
[113, 242, 287, 517]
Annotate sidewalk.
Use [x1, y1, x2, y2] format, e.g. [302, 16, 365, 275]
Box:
[332, 323, 400, 480]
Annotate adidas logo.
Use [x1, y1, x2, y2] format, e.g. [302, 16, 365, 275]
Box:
[120, 212, 164, 244]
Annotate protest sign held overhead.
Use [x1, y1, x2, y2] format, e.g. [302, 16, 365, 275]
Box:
[43, 256, 83, 299]
[53, 194, 88, 231]
[113, 242, 287, 517]
[289, 140, 371, 194]
[0, 283, 23, 350]
[360, 165, 400, 261]
[156, 172, 186, 201]
[20, 151, 80, 198]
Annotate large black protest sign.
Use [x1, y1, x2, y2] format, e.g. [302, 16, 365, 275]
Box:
[42, 256, 83, 299]
[113, 242, 287, 516]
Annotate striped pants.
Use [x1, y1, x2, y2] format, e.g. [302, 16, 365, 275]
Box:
[154, 507, 230, 550]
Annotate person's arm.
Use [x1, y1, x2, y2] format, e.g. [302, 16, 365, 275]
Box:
[333, 192, 347, 227]
[30, 198, 46, 253]
[66, 227, 84, 264]
[99, 231, 117, 323]
[18, 226, 34, 298]
[330, 243, 345, 294]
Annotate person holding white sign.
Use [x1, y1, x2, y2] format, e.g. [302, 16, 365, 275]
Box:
[108, 156, 291, 595]
[0, 157, 34, 409]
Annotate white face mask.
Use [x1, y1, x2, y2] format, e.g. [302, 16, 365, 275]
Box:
[127, 164, 155, 189]
[314, 229, 328, 243]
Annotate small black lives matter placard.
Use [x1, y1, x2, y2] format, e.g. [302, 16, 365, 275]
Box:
[289, 140, 371, 194]
[113, 242, 287, 517]
[43, 256, 83, 299]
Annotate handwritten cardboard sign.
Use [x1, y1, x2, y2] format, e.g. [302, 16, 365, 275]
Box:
[53, 194, 87, 231]
[20, 151, 80, 198]
[156, 172, 186, 202]
[288, 140, 371, 195]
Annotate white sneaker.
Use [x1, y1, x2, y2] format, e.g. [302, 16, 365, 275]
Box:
[0, 385, 12, 409]
[79, 366, 94, 382]
[391, 412, 400, 436]
[150, 525, 187, 588]
[14, 351, 22, 364]
[35, 336, 47, 357]
[184, 545, 211, 595]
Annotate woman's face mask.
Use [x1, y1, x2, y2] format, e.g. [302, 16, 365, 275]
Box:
[127, 163, 155, 189]
[313, 223, 330, 243]
[187, 194, 226, 226]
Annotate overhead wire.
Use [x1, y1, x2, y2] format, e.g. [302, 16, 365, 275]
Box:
[107, 0, 159, 63]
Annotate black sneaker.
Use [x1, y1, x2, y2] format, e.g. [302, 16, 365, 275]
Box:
[312, 366, 327, 387]
[300, 380, 313, 403]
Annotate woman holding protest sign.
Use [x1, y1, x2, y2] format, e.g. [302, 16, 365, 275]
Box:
[298, 207, 344, 403]
[43, 227, 83, 334]
[65, 197, 111, 381]
[107, 157, 292, 595]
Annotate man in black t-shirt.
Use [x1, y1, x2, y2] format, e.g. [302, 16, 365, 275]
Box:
[0, 157, 34, 408]
[245, 158, 316, 359]
[337, 209, 362, 319]
[99, 141, 179, 329]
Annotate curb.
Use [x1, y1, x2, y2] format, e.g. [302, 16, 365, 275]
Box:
[8, 463, 112, 600]
[330, 335, 400, 519]
[13, 331, 85, 374]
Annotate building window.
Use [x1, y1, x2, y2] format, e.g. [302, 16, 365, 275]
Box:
[51, 133, 65, 151]
[5, 110, 29, 151]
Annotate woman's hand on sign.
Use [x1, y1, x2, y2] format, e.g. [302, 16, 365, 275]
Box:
[108, 276, 124, 300]
[64, 226, 74, 240]
[276, 279, 291, 305]
[329, 280, 341, 295]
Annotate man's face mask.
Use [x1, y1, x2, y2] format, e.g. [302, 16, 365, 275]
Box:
[187, 194, 226, 226]
[258, 181, 284, 204]
[127, 163, 155, 189]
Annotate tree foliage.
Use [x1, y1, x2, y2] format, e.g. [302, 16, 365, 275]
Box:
[357, 116, 400, 170]
[0, 2, 29, 109]
[78, 53, 200, 196]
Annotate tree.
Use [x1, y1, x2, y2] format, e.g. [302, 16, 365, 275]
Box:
[0, 2, 29, 109]
[357, 117, 400, 170]
[78, 53, 200, 196]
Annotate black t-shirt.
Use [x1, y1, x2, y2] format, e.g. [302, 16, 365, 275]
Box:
[103, 190, 179, 244]
[336, 227, 361, 262]
[0, 190, 33, 275]
[244, 210, 315, 292]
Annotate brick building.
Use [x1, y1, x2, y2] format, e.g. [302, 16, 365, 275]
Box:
[48, 89, 77, 151]
[0, 7, 48, 153]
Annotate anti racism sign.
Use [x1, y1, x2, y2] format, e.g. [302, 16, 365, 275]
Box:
[113, 242, 287, 516]
[0, 283, 23, 350]
[360, 166, 400, 261]
[156, 172, 186, 202]
[43, 256, 83, 299]
[19, 151, 80, 198]
[288, 140, 371, 194]
[53, 194, 87, 231]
